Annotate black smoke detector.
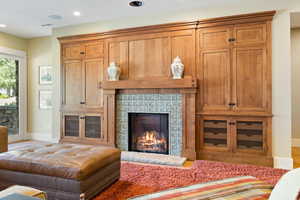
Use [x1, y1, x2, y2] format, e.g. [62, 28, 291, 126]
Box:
[129, 0, 144, 7]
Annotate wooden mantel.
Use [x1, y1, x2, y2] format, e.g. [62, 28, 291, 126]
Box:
[102, 77, 197, 90]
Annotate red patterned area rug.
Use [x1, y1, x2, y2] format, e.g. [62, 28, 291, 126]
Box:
[94, 160, 288, 200]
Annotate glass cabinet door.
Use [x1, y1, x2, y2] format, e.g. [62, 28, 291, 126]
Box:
[236, 121, 263, 151]
[203, 120, 228, 148]
[64, 115, 80, 137]
[85, 115, 102, 139]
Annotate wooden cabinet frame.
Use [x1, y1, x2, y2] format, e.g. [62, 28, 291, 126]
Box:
[198, 115, 272, 166]
[58, 11, 275, 166]
[61, 112, 106, 145]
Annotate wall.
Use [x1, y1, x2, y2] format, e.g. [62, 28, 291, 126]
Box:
[50, 0, 299, 168]
[27, 37, 53, 141]
[0, 32, 27, 52]
[292, 28, 300, 143]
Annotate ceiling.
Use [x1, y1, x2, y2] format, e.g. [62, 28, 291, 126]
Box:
[0, 0, 242, 38]
[291, 12, 300, 28]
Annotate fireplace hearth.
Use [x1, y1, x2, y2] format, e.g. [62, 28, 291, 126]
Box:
[128, 113, 169, 154]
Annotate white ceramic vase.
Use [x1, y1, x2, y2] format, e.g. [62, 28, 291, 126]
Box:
[107, 62, 121, 81]
[171, 56, 184, 79]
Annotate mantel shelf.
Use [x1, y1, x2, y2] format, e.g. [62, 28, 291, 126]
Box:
[102, 77, 197, 90]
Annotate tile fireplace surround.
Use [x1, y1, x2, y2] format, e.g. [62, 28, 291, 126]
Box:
[102, 78, 197, 159]
[116, 94, 183, 156]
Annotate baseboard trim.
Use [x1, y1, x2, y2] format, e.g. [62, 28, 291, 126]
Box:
[292, 138, 300, 147]
[30, 132, 59, 143]
[274, 156, 294, 170]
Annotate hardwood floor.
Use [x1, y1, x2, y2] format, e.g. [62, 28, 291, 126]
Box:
[293, 147, 300, 168]
[183, 161, 194, 168]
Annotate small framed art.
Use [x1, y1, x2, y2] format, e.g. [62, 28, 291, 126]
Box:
[39, 90, 52, 109]
[39, 66, 53, 85]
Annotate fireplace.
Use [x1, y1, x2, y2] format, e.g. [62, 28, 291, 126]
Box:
[128, 113, 169, 154]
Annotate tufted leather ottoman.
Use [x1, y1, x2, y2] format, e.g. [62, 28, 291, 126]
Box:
[0, 126, 8, 153]
[0, 143, 121, 200]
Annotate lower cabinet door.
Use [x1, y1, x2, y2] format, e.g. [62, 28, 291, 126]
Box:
[84, 114, 103, 139]
[201, 117, 232, 151]
[234, 119, 266, 153]
[63, 114, 80, 138]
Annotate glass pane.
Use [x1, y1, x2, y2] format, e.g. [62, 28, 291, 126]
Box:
[203, 120, 227, 148]
[0, 58, 19, 136]
[85, 116, 101, 138]
[237, 121, 263, 150]
[65, 116, 79, 137]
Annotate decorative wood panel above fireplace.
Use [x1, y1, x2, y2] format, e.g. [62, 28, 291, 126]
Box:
[59, 11, 275, 166]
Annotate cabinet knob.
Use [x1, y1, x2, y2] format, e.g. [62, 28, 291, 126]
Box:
[80, 52, 85, 55]
[80, 102, 86, 105]
[229, 122, 236, 125]
[80, 116, 85, 120]
[228, 38, 236, 42]
[228, 103, 236, 106]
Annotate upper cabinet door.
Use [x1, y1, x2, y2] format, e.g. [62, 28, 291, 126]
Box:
[233, 23, 267, 46]
[63, 43, 83, 60]
[232, 47, 268, 112]
[63, 60, 84, 109]
[83, 41, 104, 59]
[108, 41, 129, 80]
[129, 37, 171, 80]
[84, 58, 104, 108]
[201, 49, 231, 112]
[171, 30, 196, 77]
[199, 27, 232, 50]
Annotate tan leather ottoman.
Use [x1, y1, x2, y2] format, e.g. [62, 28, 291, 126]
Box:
[0, 126, 8, 153]
[0, 143, 121, 200]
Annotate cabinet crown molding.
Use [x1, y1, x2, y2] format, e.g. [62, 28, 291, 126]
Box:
[58, 10, 276, 44]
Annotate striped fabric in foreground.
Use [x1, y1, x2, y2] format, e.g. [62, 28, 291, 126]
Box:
[129, 176, 273, 200]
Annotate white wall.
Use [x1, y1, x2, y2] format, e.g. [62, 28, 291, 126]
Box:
[27, 37, 54, 142]
[48, 0, 300, 169]
[292, 28, 300, 146]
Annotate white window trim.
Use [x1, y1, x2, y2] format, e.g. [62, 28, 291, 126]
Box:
[0, 46, 28, 143]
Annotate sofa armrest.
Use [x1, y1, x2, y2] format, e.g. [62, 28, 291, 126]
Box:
[0, 126, 8, 153]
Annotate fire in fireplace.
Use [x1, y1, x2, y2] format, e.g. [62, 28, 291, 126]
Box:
[128, 113, 169, 154]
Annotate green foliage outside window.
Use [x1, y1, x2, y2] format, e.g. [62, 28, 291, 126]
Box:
[0, 58, 17, 99]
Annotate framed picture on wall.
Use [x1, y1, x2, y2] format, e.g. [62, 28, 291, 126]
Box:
[39, 90, 52, 109]
[39, 66, 53, 85]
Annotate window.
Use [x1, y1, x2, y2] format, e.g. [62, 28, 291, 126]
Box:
[0, 58, 19, 136]
[0, 47, 27, 142]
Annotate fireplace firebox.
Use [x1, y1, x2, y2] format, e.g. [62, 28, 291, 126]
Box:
[128, 113, 169, 154]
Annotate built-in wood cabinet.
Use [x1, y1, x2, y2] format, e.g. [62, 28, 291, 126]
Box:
[62, 113, 104, 143]
[62, 42, 104, 110]
[197, 20, 272, 166]
[200, 117, 268, 153]
[61, 41, 104, 143]
[198, 22, 271, 115]
[199, 116, 272, 166]
[105, 30, 196, 80]
[59, 11, 275, 166]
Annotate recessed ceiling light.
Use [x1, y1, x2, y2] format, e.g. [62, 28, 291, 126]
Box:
[73, 11, 81, 16]
[0, 24, 7, 28]
[129, 0, 144, 7]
